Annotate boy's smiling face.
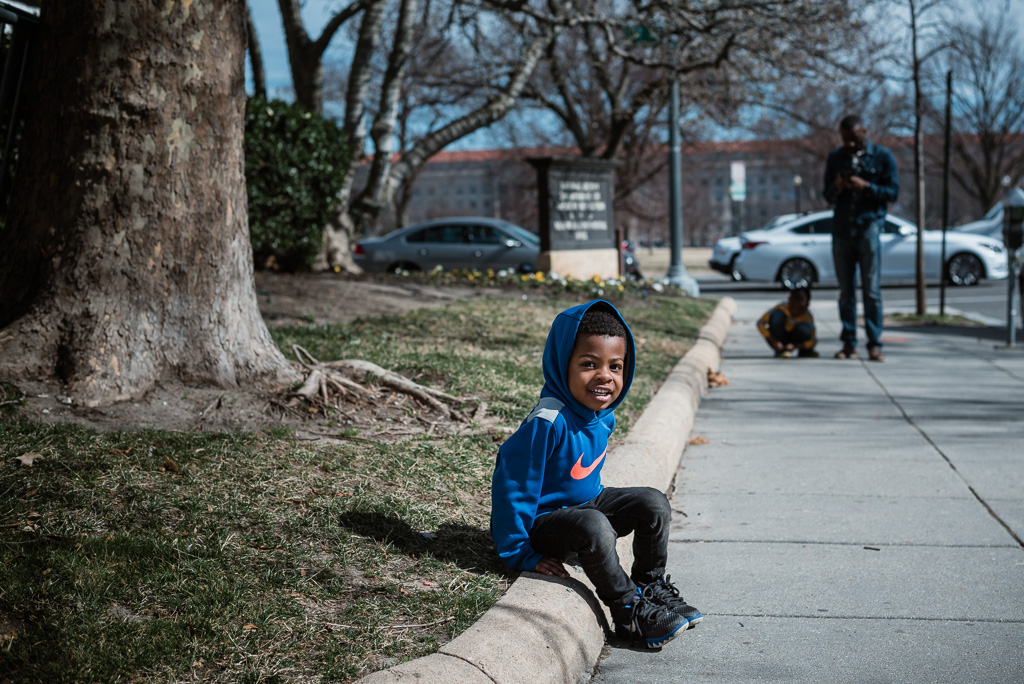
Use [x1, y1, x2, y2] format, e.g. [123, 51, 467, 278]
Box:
[567, 333, 627, 412]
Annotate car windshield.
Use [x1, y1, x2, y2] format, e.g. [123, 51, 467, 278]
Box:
[501, 223, 541, 246]
[984, 204, 1002, 220]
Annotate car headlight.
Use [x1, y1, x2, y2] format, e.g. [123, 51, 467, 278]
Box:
[981, 242, 1004, 254]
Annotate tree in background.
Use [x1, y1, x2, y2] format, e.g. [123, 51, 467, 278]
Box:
[746, 80, 912, 212]
[926, 1, 1024, 216]
[322, 3, 500, 230]
[510, 0, 880, 242]
[273, 0, 567, 270]
[275, 0, 368, 113]
[0, 1, 298, 407]
[246, 2, 268, 99]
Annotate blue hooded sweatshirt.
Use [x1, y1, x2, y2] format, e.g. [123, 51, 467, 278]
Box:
[490, 300, 636, 572]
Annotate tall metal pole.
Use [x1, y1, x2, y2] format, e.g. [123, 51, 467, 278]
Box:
[666, 76, 699, 296]
[1004, 187, 1024, 347]
[1009, 256, 1018, 347]
[940, 70, 952, 316]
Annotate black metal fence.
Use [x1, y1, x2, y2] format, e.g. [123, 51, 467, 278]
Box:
[0, 2, 39, 217]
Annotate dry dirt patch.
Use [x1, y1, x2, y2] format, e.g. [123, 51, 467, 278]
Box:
[11, 274, 524, 439]
[254, 271, 510, 327]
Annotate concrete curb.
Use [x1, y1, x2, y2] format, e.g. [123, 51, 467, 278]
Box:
[357, 297, 737, 684]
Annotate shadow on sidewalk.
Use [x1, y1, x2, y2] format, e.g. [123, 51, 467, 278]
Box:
[887, 324, 1016, 342]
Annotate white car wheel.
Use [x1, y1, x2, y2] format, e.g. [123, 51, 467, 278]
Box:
[777, 258, 816, 290]
[946, 253, 983, 286]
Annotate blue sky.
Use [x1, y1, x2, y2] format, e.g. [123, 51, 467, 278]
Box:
[248, 0, 1024, 147]
[246, 1, 529, 148]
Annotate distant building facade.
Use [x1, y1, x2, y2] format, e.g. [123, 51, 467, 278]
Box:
[360, 138, 979, 247]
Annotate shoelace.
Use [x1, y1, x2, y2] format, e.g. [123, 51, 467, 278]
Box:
[658, 575, 682, 599]
[625, 586, 656, 624]
[648, 575, 689, 609]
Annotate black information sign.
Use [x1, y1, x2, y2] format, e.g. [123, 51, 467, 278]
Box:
[529, 158, 621, 252]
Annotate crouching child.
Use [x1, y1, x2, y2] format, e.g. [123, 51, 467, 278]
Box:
[490, 300, 702, 649]
[757, 287, 818, 358]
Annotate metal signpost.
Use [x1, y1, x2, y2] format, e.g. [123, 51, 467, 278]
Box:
[730, 161, 746, 235]
[1003, 188, 1024, 348]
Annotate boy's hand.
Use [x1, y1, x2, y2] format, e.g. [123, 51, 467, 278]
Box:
[534, 557, 569, 579]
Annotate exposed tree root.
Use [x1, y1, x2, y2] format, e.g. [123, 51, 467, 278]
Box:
[286, 345, 472, 422]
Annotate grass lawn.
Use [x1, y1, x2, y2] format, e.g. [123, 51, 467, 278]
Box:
[0, 294, 717, 683]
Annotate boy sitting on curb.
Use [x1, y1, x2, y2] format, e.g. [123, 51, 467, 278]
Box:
[490, 300, 701, 649]
[757, 288, 818, 358]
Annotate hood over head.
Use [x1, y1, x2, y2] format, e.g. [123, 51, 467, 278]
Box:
[540, 299, 636, 422]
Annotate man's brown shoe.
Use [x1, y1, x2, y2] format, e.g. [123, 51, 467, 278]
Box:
[868, 347, 885, 362]
[834, 347, 858, 360]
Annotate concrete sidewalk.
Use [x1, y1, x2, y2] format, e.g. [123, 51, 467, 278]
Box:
[593, 296, 1024, 683]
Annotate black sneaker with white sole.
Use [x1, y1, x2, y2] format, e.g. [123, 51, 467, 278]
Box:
[640, 575, 703, 628]
[611, 587, 687, 649]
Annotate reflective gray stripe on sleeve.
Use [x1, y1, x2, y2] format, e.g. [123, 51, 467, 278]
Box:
[526, 396, 564, 424]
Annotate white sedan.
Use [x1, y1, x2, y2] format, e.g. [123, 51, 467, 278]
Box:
[734, 211, 1009, 289]
[709, 214, 798, 280]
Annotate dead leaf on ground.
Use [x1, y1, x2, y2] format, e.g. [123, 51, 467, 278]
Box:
[15, 453, 43, 467]
[707, 370, 730, 388]
[688, 436, 709, 446]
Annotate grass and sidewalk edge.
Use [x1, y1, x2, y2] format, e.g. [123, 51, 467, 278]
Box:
[358, 296, 739, 684]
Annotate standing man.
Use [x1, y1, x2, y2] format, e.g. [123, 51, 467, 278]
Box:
[823, 115, 899, 361]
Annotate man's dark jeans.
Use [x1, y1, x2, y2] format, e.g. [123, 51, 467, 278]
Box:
[528, 486, 670, 607]
[832, 221, 883, 350]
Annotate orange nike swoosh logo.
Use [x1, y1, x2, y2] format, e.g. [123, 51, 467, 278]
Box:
[570, 450, 606, 480]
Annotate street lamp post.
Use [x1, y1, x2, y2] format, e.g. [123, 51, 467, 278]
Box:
[666, 77, 699, 296]
[793, 174, 802, 215]
[625, 24, 698, 296]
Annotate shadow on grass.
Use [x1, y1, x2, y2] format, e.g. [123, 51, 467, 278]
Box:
[337, 510, 505, 575]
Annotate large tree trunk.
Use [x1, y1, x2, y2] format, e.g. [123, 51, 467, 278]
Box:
[0, 0, 298, 407]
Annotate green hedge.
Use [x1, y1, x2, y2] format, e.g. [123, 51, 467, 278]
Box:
[244, 98, 349, 271]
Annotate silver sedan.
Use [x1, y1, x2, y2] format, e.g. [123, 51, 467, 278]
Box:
[353, 217, 540, 274]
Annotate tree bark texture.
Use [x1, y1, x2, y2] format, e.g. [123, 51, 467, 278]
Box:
[0, 0, 298, 406]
